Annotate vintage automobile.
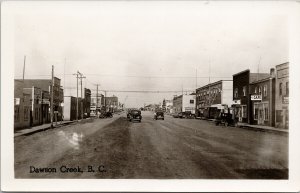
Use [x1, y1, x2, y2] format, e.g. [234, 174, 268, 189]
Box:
[154, 111, 164, 120]
[215, 112, 237, 127]
[99, 111, 113, 118]
[128, 109, 142, 122]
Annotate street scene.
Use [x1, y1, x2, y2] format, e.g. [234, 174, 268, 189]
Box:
[15, 111, 287, 179]
[11, 2, 289, 179]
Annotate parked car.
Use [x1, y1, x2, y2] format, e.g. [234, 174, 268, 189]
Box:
[99, 111, 113, 118]
[172, 113, 179, 118]
[128, 109, 142, 122]
[178, 112, 186, 119]
[154, 111, 164, 120]
[215, 112, 237, 127]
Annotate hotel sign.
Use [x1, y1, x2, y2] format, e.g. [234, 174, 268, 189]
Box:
[251, 95, 262, 101]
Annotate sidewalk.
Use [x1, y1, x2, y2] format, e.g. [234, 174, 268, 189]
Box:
[14, 121, 74, 137]
[237, 122, 288, 133]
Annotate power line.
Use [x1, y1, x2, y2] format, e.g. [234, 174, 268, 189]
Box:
[63, 87, 194, 93]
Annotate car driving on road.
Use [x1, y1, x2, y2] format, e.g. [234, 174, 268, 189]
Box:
[128, 109, 142, 122]
[154, 111, 164, 120]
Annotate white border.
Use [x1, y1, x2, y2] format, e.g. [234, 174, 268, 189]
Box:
[1, 1, 300, 192]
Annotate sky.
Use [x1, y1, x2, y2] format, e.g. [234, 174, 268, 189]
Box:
[12, 1, 288, 108]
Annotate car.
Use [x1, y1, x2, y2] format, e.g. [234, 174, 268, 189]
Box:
[178, 112, 186, 119]
[172, 113, 179, 118]
[128, 109, 142, 122]
[154, 111, 164, 120]
[215, 112, 237, 127]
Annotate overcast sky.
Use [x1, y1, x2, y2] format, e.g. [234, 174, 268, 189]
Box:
[12, 1, 288, 107]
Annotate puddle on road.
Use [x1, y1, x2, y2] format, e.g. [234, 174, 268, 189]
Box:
[57, 131, 84, 150]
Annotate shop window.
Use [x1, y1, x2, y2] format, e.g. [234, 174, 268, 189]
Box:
[263, 85, 267, 97]
[242, 105, 247, 118]
[24, 107, 29, 121]
[264, 104, 269, 120]
[234, 88, 238, 98]
[279, 83, 282, 95]
[14, 106, 20, 122]
[243, 86, 246, 96]
[254, 104, 259, 120]
[286, 82, 289, 96]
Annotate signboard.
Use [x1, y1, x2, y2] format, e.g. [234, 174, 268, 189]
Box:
[251, 95, 262, 101]
[232, 99, 241, 105]
[14, 98, 20, 105]
[283, 96, 289, 104]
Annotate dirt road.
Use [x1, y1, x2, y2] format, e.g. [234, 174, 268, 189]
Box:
[15, 111, 288, 179]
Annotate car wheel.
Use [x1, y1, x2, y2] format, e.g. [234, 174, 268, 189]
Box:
[162, 118, 164, 120]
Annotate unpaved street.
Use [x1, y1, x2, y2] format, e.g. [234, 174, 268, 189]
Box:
[15, 111, 288, 179]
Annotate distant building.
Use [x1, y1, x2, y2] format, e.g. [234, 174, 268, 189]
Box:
[196, 80, 233, 118]
[275, 62, 289, 129]
[90, 93, 104, 115]
[232, 70, 270, 124]
[83, 88, 91, 117]
[173, 94, 196, 115]
[105, 95, 118, 112]
[162, 99, 173, 113]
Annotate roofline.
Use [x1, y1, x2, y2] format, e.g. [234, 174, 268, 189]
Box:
[196, 79, 233, 91]
[276, 62, 289, 68]
[232, 69, 250, 77]
[249, 77, 271, 84]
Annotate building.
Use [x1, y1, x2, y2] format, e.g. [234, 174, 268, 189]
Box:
[173, 94, 196, 115]
[63, 96, 84, 121]
[105, 95, 118, 112]
[249, 68, 276, 127]
[83, 88, 91, 117]
[232, 70, 270, 124]
[90, 93, 104, 115]
[275, 62, 289, 129]
[14, 80, 31, 130]
[162, 99, 173, 113]
[196, 80, 233, 118]
[16, 77, 64, 121]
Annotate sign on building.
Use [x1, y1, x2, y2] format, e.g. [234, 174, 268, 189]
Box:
[283, 96, 289, 104]
[251, 95, 262, 101]
[232, 99, 241, 105]
[14, 98, 20, 105]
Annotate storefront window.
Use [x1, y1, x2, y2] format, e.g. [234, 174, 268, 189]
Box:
[264, 103, 269, 120]
[242, 105, 247, 118]
[254, 104, 259, 120]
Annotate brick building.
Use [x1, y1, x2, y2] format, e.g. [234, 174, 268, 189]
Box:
[275, 62, 289, 129]
[196, 80, 233, 118]
[232, 70, 269, 124]
[249, 68, 276, 126]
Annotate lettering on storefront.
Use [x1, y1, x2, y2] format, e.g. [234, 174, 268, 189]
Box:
[251, 95, 262, 101]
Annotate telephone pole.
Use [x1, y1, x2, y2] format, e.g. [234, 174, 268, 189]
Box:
[96, 84, 99, 115]
[73, 71, 79, 121]
[78, 71, 86, 120]
[50, 65, 54, 128]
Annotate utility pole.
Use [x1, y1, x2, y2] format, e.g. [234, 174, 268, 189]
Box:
[78, 71, 86, 120]
[50, 65, 54, 128]
[104, 90, 107, 112]
[22, 55, 26, 81]
[96, 84, 99, 115]
[73, 71, 79, 121]
[196, 68, 198, 90]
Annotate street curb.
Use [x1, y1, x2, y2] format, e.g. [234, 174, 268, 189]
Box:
[14, 121, 75, 137]
[238, 125, 288, 134]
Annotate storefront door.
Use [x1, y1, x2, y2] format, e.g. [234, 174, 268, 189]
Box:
[258, 105, 264, 125]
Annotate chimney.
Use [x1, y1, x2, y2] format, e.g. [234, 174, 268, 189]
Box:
[270, 68, 275, 78]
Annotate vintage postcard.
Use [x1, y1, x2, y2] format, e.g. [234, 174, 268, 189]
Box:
[1, 0, 300, 192]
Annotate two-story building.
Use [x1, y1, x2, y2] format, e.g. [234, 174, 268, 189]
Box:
[232, 70, 270, 124]
[173, 94, 196, 115]
[196, 80, 233, 119]
[275, 62, 289, 129]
